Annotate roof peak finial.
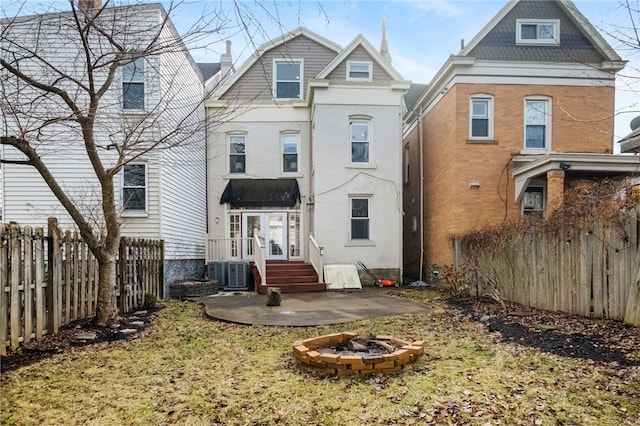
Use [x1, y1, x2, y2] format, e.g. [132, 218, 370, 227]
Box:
[380, 17, 392, 63]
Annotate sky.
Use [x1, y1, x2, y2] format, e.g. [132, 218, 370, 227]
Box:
[3, 0, 639, 146]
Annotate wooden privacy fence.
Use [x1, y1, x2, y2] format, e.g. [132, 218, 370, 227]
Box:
[0, 219, 164, 355]
[453, 205, 640, 326]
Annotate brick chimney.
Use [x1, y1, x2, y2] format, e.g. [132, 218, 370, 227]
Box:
[78, 0, 102, 10]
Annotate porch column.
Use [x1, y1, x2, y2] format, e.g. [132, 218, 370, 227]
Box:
[546, 169, 565, 217]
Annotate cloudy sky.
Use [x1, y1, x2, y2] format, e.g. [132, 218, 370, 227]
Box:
[5, 0, 639, 146]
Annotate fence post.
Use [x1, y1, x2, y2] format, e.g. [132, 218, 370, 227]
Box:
[0, 225, 8, 356]
[34, 227, 45, 339]
[10, 224, 21, 351]
[118, 237, 127, 313]
[23, 227, 33, 344]
[47, 218, 61, 334]
[159, 240, 165, 299]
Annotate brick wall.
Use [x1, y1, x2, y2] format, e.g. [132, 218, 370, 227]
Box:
[404, 83, 616, 273]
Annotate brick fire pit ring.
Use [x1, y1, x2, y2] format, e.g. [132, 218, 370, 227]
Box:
[293, 332, 424, 375]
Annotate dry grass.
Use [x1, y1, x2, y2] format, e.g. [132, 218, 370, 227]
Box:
[1, 291, 638, 425]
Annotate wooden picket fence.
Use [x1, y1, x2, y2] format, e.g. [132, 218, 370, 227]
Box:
[0, 219, 164, 355]
[453, 205, 640, 326]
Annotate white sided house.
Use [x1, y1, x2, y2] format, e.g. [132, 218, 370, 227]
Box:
[1, 3, 206, 290]
[206, 27, 409, 293]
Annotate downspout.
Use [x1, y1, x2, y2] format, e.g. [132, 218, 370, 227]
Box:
[418, 105, 425, 282]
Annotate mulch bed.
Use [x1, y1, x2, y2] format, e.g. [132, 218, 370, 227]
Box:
[1, 306, 163, 374]
[447, 297, 640, 368]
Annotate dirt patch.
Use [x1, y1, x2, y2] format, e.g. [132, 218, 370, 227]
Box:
[448, 297, 640, 368]
[1, 306, 162, 373]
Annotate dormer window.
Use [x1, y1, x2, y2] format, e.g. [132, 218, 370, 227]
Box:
[516, 19, 560, 45]
[347, 61, 372, 81]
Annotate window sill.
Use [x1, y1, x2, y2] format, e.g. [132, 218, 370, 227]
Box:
[346, 163, 377, 170]
[120, 109, 147, 116]
[345, 240, 376, 247]
[122, 211, 149, 218]
[280, 173, 303, 178]
[521, 149, 550, 155]
[466, 139, 498, 145]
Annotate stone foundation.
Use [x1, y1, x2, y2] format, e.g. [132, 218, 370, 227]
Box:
[293, 332, 424, 375]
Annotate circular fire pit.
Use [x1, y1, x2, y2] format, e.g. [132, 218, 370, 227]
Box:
[293, 332, 424, 375]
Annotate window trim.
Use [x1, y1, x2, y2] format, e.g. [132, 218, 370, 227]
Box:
[273, 59, 303, 99]
[523, 96, 552, 153]
[350, 117, 371, 165]
[469, 94, 493, 140]
[349, 196, 371, 241]
[228, 133, 247, 174]
[346, 60, 373, 81]
[281, 132, 299, 174]
[516, 19, 560, 45]
[522, 185, 546, 216]
[122, 57, 145, 110]
[121, 162, 148, 216]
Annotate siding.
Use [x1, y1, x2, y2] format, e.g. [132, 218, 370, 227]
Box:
[156, 24, 206, 260]
[468, 0, 604, 63]
[326, 45, 394, 84]
[221, 35, 338, 101]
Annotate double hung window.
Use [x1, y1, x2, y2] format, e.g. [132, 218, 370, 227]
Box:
[282, 133, 299, 173]
[122, 58, 145, 110]
[350, 197, 370, 240]
[229, 134, 246, 173]
[274, 60, 302, 99]
[122, 164, 146, 212]
[524, 98, 550, 150]
[350, 120, 370, 163]
[347, 61, 372, 81]
[470, 96, 493, 139]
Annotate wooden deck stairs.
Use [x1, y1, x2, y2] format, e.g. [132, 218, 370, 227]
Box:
[254, 260, 326, 294]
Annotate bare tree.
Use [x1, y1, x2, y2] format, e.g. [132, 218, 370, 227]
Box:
[0, 0, 230, 325]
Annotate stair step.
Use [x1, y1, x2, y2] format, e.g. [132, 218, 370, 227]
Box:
[257, 283, 327, 294]
[266, 276, 319, 284]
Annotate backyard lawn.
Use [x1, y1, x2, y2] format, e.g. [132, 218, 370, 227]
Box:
[1, 290, 639, 425]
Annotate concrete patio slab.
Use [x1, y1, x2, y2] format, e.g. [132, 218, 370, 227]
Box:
[198, 287, 430, 326]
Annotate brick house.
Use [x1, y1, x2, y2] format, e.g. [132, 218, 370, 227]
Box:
[402, 0, 640, 279]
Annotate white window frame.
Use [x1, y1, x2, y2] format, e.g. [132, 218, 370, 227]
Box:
[121, 163, 148, 216]
[522, 186, 545, 216]
[350, 196, 371, 241]
[122, 57, 145, 110]
[228, 133, 247, 174]
[350, 117, 371, 164]
[523, 96, 552, 153]
[469, 95, 493, 140]
[347, 61, 372, 81]
[281, 132, 299, 174]
[516, 19, 560, 45]
[273, 59, 303, 99]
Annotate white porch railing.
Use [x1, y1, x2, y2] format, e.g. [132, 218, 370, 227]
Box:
[253, 231, 266, 286]
[205, 237, 254, 263]
[309, 234, 324, 282]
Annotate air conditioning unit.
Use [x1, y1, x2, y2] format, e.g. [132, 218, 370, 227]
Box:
[207, 261, 228, 287]
[225, 261, 250, 290]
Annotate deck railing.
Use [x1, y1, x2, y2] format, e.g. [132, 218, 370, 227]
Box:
[309, 234, 324, 282]
[205, 237, 253, 262]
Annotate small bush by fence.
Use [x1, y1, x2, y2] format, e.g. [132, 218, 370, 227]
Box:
[1, 219, 164, 355]
[452, 204, 640, 326]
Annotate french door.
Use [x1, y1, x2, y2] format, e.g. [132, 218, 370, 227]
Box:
[242, 212, 287, 260]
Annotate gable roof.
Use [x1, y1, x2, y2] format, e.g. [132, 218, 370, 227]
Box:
[459, 0, 622, 65]
[197, 62, 221, 82]
[211, 27, 342, 100]
[316, 33, 405, 81]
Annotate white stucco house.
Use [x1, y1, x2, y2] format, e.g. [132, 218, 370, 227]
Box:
[1, 2, 206, 290]
[205, 26, 410, 292]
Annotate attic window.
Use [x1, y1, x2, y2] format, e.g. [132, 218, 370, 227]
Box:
[516, 19, 559, 45]
[347, 61, 372, 81]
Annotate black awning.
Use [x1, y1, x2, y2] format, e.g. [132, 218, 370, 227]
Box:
[220, 179, 301, 208]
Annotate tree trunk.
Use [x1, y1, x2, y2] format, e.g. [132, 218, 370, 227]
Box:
[94, 251, 118, 326]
